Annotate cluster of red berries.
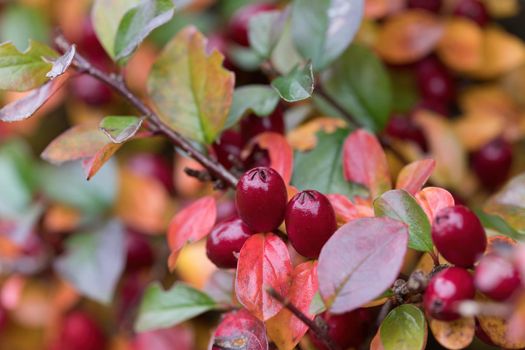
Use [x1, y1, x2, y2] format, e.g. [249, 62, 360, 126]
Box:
[206, 166, 338, 268]
[424, 205, 521, 321]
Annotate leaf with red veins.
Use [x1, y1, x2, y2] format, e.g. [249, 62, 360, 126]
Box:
[167, 196, 217, 270]
[235, 233, 293, 321]
[396, 159, 436, 195]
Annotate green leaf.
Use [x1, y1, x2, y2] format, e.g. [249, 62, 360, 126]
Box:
[292, 129, 367, 198]
[271, 21, 304, 75]
[225, 85, 280, 129]
[322, 43, 392, 132]
[54, 220, 125, 304]
[92, 0, 141, 58]
[308, 292, 326, 315]
[476, 209, 521, 240]
[374, 189, 433, 252]
[229, 44, 265, 71]
[380, 304, 427, 350]
[0, 4, 51, 51]
[271, 62, 314, 102]
[0, 41, 57, 91]
[135, 282, 216, 332]
[0, 149, 32, 217]
[291, 0, 364, 71]
[248, 10, 284, 59]
[114, 0, 175, 63]
[148, 26, 234, 144]
[100, 116, 144, 143]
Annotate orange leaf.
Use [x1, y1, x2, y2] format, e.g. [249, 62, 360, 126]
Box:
[343, 129, 391, 198]
[375, 10, 444, 64]
[437, 18, 483, 73]
[429, 317, 475, 350]
[167, 196, 216, 270]
[453, 112, 506, 151]
[370, 329, 385, 350]
[287, 117, 347, 151]
[364, 0, 405, 19]
[396, 159, 436, 195]
[487, 235, 517, 255]
[266, 261, 318, 350]
[247, 132, 294, 184]
[235, 233, 292, 321]
[327, 194, 374, 224]
[415, 187, 455, 223]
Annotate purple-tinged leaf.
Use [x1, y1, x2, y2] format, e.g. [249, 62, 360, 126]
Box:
[209, 309, 269, 350]
[46, 44, 76, 79]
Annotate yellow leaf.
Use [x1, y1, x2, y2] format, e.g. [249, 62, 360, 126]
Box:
[437, 18, 483, 73]
[429, 317, 475, 350]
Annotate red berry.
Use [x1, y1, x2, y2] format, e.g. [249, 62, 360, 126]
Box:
[407, 0, 442, 13]
[206, 218, 254, 268]
[70, 74, 113, 106]
[285, 190, 337, 259]
[424, 267, 475, 321]
[416, 57, 455, 105]
[78, 17, 110, 62]
[474, 254, 520, 301]
[212, 130, 243, 169]
[432, 205, 487, 267]
[414, 98, 450, 117]
[216, 200, 239, 224]
[228, 3, 278, 47]
[385, 115, 428, 151]
[453, 0, 490, 27]
[125, 230, 154, 272]
[235, 167, 287, 232]
[240, 106, 285, 145]
[472, 138, 513, 190]
[127, 153, 174, 192]
[309, 310, 369, 350]
[243, 144, 271, 170]
[55, 312, 106, 350]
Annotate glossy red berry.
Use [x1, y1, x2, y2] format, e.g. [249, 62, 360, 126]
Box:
[309, 310, 369, 350]
[125, 230, 154, 272]
[240, 106, 285, 145]
[127, 153, 174, 192]
[285, 190, 337, 259]
[424, 267, 475, 321]
[453, 0, 489, 27]
[416, 57, 455, 105]
[206, 218, 254, 268]
[71, 74, 113, 106]
[472, 138, 513, 190]
[474, 254, 520, 301]
[216, 200, 239, 224]
[385, 115, 428, 151]
[236, 167, 287, 232]
[54, 312, 106, 350]
[212, 130, 243, 169]
[407, 0, 442, 13]
[432, 205, 487, 267]
[228, 3, 278, 47]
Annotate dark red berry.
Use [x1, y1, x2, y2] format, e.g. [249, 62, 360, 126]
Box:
[125, 230, 154, 272]
[453, 0, 490, 27]
[240, 106, 285, 145]
[70, 74, 113, 106]
[424, 267, 475, 321]
[285, 190, 337, 259]
[127, 153, 174, 192]
[118, 273, 145, 323]
[414, 98, 450, 117]
[432, 205, 487, 267]
[243, 144, 271, 170]
[78, 17, 110, 62]
[472, 138, 513, 190]
[385, 115, 428, 151]
[212, 130, 243, 169]
[216, 200, 239, 224]
[228, 3, 278, 47]
[206, 218, 254, 268]
[54, 312, 106, 350]
[235, 167, 287, 232]
[474, 254, 520, 301]
[416, 57, 455, 105]
[407, 0, 442, 13]
[309, 310, 369, 350]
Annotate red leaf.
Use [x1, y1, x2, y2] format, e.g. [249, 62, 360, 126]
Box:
[134, 325, 194, 350]
[235, 233, 293, 321]
[247, 132, 294, 184]
[396, 159, 436, 195]
[318, 217, 408, 314]
[167, 196, 217, 270]
[266, 261, 318, 350]
[415, 187, 455, 223]
[343, 129, 391, 198]
[327, 194, 374, 224]
[210, 309, 268, 350]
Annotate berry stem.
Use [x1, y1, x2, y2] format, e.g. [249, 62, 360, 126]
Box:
[267, 288, 340, 350]
[456, 300, 513, 318]
[429, 251, 440, 267]
[53, 32, 239, 189]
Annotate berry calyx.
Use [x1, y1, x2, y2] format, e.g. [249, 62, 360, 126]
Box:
[206, 218, 254, 268]
[309, 310, 369, 350]
[474, 254, 521, 301]
[423, 267, 475, 321]
[453, 0, 490, 27]
[227, 3, 278, 47]
[432, 205, 487, 267]
[407, 0, 442, 13]
[472, 138, 513, 190]
[235, 167, 287, 232]
[285, 190, 337, 259]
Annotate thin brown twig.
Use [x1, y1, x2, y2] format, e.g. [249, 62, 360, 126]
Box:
[54, 33, 238, 189]
[267, 288, 340, 350]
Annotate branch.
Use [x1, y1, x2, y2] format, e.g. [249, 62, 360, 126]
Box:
[54, 33, 238, 189]
[267, 288, 340, 350]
